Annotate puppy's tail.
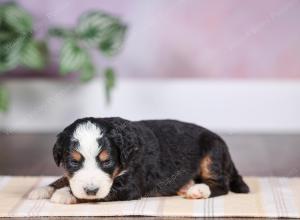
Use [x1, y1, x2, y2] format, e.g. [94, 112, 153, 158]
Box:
[229, 163, 250, 193]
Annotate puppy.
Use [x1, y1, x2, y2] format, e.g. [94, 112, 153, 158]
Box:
[28, 117, 249, 204]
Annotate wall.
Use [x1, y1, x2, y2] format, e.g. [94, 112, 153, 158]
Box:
[16, 0, 300, 78]
[1, 79, 300, 133]
[1, 1, 300, 133]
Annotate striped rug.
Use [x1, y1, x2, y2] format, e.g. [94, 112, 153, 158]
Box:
[0, 176, 299, 218]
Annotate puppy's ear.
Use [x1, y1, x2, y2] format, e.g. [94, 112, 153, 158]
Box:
[53, 133, 65, 167]
[108, 119, 141, 167]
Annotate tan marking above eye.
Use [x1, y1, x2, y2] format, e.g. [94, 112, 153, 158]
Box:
[71, 151, 82, 162]
[99, 150, 110, 161]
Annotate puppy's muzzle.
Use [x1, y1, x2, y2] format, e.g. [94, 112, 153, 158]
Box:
[84, 186, 99, 196]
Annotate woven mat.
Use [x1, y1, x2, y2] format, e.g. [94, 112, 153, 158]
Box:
[0, 176, 299, 218]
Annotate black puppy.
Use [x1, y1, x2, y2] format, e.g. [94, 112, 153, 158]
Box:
[28, 117, 249, 204]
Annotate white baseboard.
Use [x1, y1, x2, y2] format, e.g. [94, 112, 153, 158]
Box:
[1, 79, 300, 133]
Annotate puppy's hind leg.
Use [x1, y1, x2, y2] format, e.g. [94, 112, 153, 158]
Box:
[177, 180, 211, 199]
[198, 155, 230, 197]
[197, 133, 235, 197]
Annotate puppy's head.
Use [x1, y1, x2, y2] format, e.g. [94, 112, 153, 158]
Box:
[53, 117, 138, 200]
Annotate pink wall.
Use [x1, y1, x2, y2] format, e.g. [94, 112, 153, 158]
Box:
[18, 0, 300, 78]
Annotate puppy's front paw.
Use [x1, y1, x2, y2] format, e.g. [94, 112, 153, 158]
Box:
[50, 187, 77, 204]
[28, 186, 54, 200]
[185, 184, 211, 199]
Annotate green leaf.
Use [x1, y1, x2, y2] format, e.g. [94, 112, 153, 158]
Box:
[76, 11, 122, 46]
[104, 67, 116, 102]
[0, 5, 5, 26]
[80, 61, 95, 82]
[48, 27, 75, 38]
[59, 40, 89, 74]
[3, 2, 32, 34]
[0, 31, 16, 42]
[0, 86, 9, 112]
[20, 40, 48, 69]
[0, 36, 25, 72]
[99, 23, 127, 56]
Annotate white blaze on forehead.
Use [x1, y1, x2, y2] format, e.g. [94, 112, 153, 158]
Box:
[70, 121, 113, 199]
[73, 121, 103, 157]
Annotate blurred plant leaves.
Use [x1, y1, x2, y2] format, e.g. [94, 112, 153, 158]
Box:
[77, 11, 117, 46]
[20, 40, 48, 69]
[48, 27, 74, 38]
[59, 40, 89, 74]
[0, 86, 9, 112]
[80, 60, 95, 82]
[0, 3, 128, 110]
[50, 10, 127, 101]
[0, 36, 24, 72]
[2, 2, 32, 34]
[104, 67, 115, 102]
[0, 2, 47, 73]
[99, 23, 126, 56]
[76, 11, 127, 55]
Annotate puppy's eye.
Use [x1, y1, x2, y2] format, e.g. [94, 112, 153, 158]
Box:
[98, 150, 112, 167]
[101, 159, 112, 167]
[70, 159, 80, 166]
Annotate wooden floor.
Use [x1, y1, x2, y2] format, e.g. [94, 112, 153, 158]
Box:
[1, 133, 300, 219]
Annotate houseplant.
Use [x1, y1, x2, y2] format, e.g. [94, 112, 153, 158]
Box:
[0, 2, 127, 112]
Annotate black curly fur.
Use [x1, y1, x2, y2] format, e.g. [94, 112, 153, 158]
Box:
[52, 117, 249, 201]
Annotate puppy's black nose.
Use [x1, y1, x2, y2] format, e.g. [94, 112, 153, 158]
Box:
[84, 186, 99, 196]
